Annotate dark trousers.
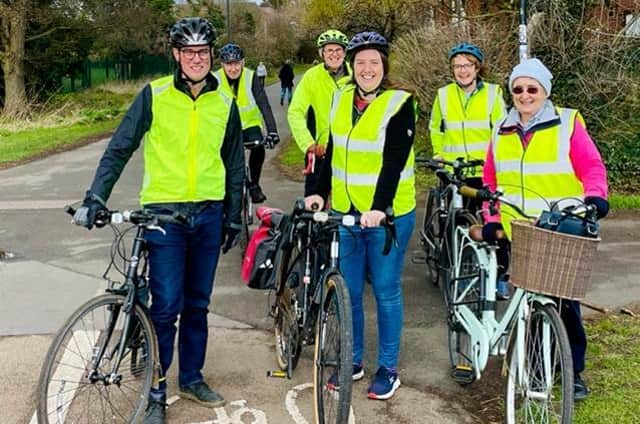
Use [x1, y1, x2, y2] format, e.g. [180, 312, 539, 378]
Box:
[559, 299, 587, 375]
[249, 146, 265, 186]
[145, 202, 223, 392]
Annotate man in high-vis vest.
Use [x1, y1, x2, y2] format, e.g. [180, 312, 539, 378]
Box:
[72, 18, 244, 424]
[216, 43, 279, 203]
[288, 29, 351, 195]
[482, 58, 609, 402]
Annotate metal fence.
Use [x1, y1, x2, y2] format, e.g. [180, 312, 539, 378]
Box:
[62, 55, 173, 92]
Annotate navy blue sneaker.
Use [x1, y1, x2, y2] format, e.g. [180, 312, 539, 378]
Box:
[327, 363, 364, 390]
[574, 376, 590, 401]
[367, 367, 401, 400]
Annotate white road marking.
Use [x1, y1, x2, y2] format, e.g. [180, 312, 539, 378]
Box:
[285, 382, 356, 423]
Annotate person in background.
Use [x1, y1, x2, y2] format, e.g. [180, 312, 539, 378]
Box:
[256, 61, 267, 86]
[482, 57, 609, 401]
[216, 43, 279, 203]
[72, 17, 244, 424]
[278, 60, 294, 106]
[429, 41, 507, 295]
[305, 31, 417, 401]
[288, 29, 351, 195]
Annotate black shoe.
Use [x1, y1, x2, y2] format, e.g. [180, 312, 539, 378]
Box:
[143, 394, 166, 424]
[574, 376, 590, 401]
[179, 381, 226, 408]
[249, 185, 266, 203]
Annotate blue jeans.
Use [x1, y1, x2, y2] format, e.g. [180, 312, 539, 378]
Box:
[144, 202, 223, 392]
[280, 86, 292, 104]
[338, 210, 415, 369]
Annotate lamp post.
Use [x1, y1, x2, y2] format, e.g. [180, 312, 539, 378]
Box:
[518, 0, 529, 63]
[226, 0, 231, 41]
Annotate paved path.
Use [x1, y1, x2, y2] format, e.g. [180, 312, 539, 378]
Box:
[1, 80, 639, 423]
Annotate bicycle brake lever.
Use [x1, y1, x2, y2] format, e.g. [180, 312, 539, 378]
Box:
[148, 224, 166, 236]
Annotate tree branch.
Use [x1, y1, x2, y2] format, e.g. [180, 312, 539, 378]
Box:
[26, 26, 70, 43]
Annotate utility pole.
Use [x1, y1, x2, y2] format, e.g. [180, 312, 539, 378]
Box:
[226, 0, 231, 41]
[518, 0, 529, 62]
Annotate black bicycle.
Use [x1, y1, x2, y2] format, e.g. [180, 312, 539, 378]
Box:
[270, 199, 394, 424]
[37, 207, 184, 423]
[416, 158, 483, 302]
[239, 136, 275, 253]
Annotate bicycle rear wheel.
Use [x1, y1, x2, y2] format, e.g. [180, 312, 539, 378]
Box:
[239, 188, 251, 255]
[274, 289, 302, 374]
[447, 242, 483, 385]
[421, 187, 442, 286]
[313, 273, 353, 424]
[38, 294, 156, 424]
[441, 211, 476, 307]
[505, 303, 573, 424]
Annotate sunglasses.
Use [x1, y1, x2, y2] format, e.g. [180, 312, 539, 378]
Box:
[511, 85, 539, 95]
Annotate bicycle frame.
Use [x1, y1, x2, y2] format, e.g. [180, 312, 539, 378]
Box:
[452, 226, 558, 383]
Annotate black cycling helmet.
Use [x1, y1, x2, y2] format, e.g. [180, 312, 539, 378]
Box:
[219, 43, 244, 63]
[346, 31, 389, 59]
[448, 42, 484, 63]
[169, 17, 216, 47]
[316, 29, 349, 48]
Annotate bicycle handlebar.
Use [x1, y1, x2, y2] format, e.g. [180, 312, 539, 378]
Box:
[415, 157, 484, 173]
[243, 135, 275, 150]
[65, 206, 188, 227]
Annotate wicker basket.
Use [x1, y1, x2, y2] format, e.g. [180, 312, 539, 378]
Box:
[509, 220, 600, 300]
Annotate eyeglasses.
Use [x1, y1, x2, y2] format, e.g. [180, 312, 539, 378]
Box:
[180, 48, 211, 60]
[512, 85, 540, 95]
[323, 47, 344, 55]
[452, 63, 475, 71]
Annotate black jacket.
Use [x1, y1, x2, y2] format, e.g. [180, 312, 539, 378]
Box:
[88, 70, 244, 227]
[278, 64, 294, 88]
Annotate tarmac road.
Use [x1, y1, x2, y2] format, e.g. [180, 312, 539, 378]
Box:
[1, 80, 639, 424]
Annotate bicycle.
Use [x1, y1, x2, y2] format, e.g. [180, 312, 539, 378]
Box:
[269, 199, 395, 424]
[37, 206, 185, 423]
[415, 157, 483, 303]
[447, 186, 600, 423]
[239, 135, 275, 253]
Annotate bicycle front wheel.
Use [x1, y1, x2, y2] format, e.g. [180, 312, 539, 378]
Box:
[505, 303, 573, 424]
[313, 273, 353, 424]
[422, 187, 442, 286]
[37, 294, 156, 424]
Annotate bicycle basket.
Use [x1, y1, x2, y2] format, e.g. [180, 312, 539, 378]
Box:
[509, 220, 600, 300]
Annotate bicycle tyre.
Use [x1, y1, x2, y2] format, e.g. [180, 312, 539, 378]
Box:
[421, 188, 442, 286]
[505, 303, 573, 424]
[313, 273, 353, 424]
[37, 294, 156, 424]
[239, 188, 251, 255]
[447, 242, 483, 381]
[440, 211, 476, 306]
[274, 289, 302, 372]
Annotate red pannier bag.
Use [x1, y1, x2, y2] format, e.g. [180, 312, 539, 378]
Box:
[241, 206, 285, 289]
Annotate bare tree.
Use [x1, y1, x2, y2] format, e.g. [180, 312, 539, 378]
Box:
[0, 0, 29, 118]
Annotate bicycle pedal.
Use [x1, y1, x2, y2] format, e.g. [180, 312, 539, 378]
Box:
[267, 370, 289, 379]
[411, 250, 427, 264]
[451, 365, 475, 385]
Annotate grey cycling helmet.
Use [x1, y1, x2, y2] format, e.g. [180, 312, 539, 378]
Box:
[170, 17, 216, 47]
[346, 31, 389, 59]
[219, 43, 244, 63]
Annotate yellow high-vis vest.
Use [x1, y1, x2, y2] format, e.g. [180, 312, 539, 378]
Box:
[430, 82, 504, 162]
[494, 108, 584, 238]
[215, 68, 263, 131]
[329, 85, 416, 216]
[140, 75, 232, 205]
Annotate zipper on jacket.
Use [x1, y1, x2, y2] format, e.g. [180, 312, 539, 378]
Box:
[188, 102, 199, 198]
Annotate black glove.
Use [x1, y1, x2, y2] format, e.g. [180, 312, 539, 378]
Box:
[221, 226, 241, 254]
[584, 196, 609, 219]
[482, 222, 503, 244]
[267, 132, 280, 148]
[73, 191, 108, 230]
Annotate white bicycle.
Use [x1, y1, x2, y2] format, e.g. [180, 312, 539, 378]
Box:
[446, 186, 600, 423]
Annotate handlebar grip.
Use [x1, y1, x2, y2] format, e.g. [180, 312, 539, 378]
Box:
[459, 185, 479, 198]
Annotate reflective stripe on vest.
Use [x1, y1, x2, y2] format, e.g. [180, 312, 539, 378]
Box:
[493, 107, 584, 238]
[437, 83, 498, 160]
[329, 86, 416, 215]
[141, 75, 232, 205]
[216, 68, 262, 130]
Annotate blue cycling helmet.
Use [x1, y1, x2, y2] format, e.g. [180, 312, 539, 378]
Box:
[448, 42, 484, 63]
[219, 43, 244, 63]
[346, 31, 389, 59]
[170, 17, 216, 47]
